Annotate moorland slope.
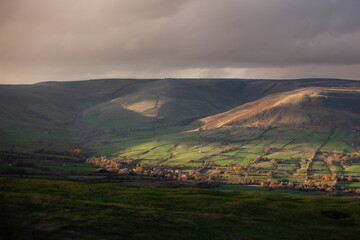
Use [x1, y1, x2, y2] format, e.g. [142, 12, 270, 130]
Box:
[202, 87, 360, 129]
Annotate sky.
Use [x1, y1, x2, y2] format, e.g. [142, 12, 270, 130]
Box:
[1, 0, 360, 84]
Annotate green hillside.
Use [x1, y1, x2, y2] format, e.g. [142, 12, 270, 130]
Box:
[1, 79, 360, 190]
[1, 78, 359, 151]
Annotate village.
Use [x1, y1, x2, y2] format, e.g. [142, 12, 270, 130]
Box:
[85, 156, 360, 195]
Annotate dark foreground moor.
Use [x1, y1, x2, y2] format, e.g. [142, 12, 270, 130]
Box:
[1, 177, 359, 240]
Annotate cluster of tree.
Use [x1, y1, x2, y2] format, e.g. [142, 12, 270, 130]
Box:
[215, 166, 269, 175]
[330, 152, 360, 164]
[200, 160, 211, 168]
[306, 151, 317, 170]
[270, 159, 278, 167]
[84, 156, 360, 192]
[225, 173, 255, 184]
[318, 174, 337, 181]
[86, 156, 125, 173]
[338, 175, 354, 182]
[264, 147, 273, 154]
[317, 173, 356, 182]
[260, 179, 294, 189]
[297, 180, 330, 191]
[85, 156, 201, 181]
[253, 155, 267, 164]
[259, 179, 334, 191]
[221, 146, 238, 153]
[241, 177, 255, 184]
[339, 188, 360, 195]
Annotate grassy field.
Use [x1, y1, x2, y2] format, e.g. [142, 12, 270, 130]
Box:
[2, 115, 359, 189]
[1, 99, 360, 189]
[343, 164, 360, 177]
[79, 122, 360, 188]
[1, 177, 359, 240]
[1, 79, 360, 189]
[0, 152, 98, 181]
[1, 80, 360, 239]
[214, 184, 325, 195]
[0, 126, 77, 152]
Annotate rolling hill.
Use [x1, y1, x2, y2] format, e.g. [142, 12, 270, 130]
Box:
[201, 87, 360, 129]
[0, 78, 360, 151]
[1, 78, 360, 191]
[1, 78, 359, 127]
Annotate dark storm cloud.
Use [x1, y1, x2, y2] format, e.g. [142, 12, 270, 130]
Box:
[0, 0, 360, 83]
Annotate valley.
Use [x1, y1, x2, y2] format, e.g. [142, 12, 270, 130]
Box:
[1, 78, 360, 239]
[1, 78, 360, 192]
[3, 1, 360, 239]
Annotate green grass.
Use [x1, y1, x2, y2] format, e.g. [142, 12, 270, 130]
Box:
[75, 125, 360, 186]
[215, 184, 268, 192]
[83, 105, 157, 131]
[266, 151, 293, 160]
[343, 164, 360, 177]
[278, 161, 299, 172]
[1, 177, 360, 240]
[212, 159, 235, 166]
[255, 161, 276, 170]
[215, 184, 321, 194]
[321, 129, 359, 153]
[0, 161, 96, 175]
[233, 152, 259, 159]
[2, 108, 360, 189]
[0, 153, 97, 179]
[309, 161, 330, 176]
[0, 126, 77, 152]
[337, 181, 360, 190]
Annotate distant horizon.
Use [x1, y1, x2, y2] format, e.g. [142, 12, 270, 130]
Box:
[1, 77, 360, 86]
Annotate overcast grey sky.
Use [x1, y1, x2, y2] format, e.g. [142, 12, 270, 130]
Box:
[1, 0, 360, 84]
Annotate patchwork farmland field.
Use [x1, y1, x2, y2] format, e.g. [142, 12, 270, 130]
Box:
[1, 79, 360, 193]
[80, 118, 360, 190]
